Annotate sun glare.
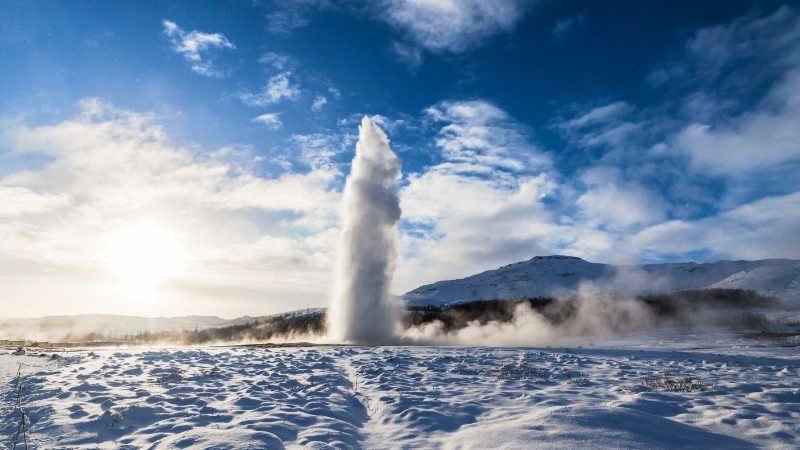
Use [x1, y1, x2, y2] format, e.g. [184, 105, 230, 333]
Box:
[106, 222, 186, 292]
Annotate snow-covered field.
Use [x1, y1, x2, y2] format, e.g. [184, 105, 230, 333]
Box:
[2, 337, 799, 449]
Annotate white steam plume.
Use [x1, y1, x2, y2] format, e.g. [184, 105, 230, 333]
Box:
[328, 116, 402, 344]
[401, 266, 777, 347]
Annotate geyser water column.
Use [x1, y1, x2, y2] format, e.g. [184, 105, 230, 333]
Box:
[328, 116, 402, 344]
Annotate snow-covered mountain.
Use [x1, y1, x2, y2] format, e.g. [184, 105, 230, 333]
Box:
[710, 263, 800, 303]
[403, 255, 800, 306]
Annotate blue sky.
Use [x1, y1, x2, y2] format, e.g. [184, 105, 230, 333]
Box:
[1, 0, 799, 318]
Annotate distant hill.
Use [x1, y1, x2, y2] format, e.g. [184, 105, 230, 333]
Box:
[403, 255, 800, 307]
[0, 308, 331, 342]
[710, 264, 800, 303]
[0, 314, 230, 341]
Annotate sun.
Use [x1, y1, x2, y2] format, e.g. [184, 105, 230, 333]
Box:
[106, 222, 186, 292]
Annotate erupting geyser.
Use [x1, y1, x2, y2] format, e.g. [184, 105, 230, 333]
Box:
[328, 116, 402, 344]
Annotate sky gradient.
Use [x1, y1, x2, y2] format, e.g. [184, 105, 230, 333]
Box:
[1, 0, 799, 318]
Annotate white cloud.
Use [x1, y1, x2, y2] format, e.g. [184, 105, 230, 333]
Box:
[0, 99, 342, 317]
[7, 100, 340, 217]
[393, 99, 670, 288]
[396, 93, 794, 290]
[398, 168, 560, 290]
[666, 7, 800, 174]
[545, 7, 800, 240]
[380, 0, 532, 53]
[0, 186, 69, 217]
[576, 167, 668, 230]
[162, 20, 235, 77]
[424, 100, 550, 172]
[625, 192, 800, 261]
[396, 73, 800, 292]
[252, 113, 282, 128]
[539, 8, 800, 264]
[396, 9, 800, 288]
[368, 114, 409, 134]
[311, 95, 328, 111]
[395, 107, 663, 290]
[675, 67, 800, 173]
[685, 6, 800, 80]
[395, 100, 558, 290]
[557, 101, 644, 149]
[647, 8, 800, 88]
[240, 72, 300, 106]
[4, 87, 798, 318]
[565, 101, 632, 129]
[290, 130, 356, 172]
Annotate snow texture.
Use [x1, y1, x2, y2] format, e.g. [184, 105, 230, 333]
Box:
[2, 336, 799, 449]
[710, 263, 800, 303]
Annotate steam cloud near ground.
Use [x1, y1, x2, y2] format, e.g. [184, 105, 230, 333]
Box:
[402, 268, 658, 346]
[0, 282, 783, 346]
[400, 269, 781, 346]
[402, 293, 656, 346]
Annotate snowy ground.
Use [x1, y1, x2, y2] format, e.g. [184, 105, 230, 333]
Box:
[1, 336, 798, 449]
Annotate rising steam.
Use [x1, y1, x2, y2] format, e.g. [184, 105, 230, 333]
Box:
[400, 269, 780, 347]
[327, 117, 402, 344]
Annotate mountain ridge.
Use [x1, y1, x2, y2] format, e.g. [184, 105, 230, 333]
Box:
[403, 255, 800, 306]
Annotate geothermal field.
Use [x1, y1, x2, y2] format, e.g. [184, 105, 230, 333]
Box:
[4, 3, 800, 448]
[2, 118, 799, 450]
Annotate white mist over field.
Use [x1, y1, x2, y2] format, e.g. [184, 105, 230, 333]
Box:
[403, 280, 658, 347]
[328, 117, 402, 344]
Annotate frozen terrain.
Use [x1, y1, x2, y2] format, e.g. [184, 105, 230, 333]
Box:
[404, 256, 800, 307]
[2, 337, 798, 449]
[711, 265, 800, 303]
